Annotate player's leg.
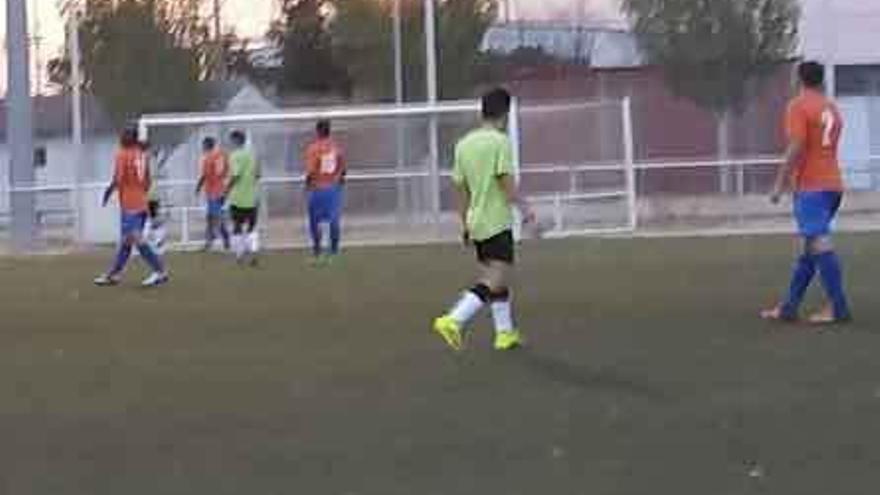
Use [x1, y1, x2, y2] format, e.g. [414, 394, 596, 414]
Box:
[307, 190, 324, 259]
[147, 200, 166, 255]
[217, 198, 231, 250]
[230, 206, 246, 261]
[132, 212, 168, 286]
[479, 231, 521, 350]
[810, 192, 851, 323]
[764, 192, 819, 321]
[328, 185, 343, 257]
[204, 200, 217, 251]
[245, 207, 260, 265]
[95, 213, 137, 285]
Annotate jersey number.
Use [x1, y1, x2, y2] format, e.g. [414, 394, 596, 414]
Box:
[821, 109, 836, 148]
[320, 153, 338, 174]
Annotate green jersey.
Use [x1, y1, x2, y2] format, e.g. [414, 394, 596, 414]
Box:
[228, 148, 260, 208]
[452, 126, 514, 242]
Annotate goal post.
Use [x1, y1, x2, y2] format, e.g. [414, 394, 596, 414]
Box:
[137, 98, 635, 251]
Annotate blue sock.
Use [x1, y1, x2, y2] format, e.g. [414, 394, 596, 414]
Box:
[329, 219, 340, 255]
[816, 251, 851, 319]
[309, 218, 322, 257]
[137, 243, 165, 273]
[781, 254, 816, 318]
[110, 243, 133, 275]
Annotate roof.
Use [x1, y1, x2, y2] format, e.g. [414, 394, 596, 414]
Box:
[0, 92, 115, 142]
[482, 22, 643, 68]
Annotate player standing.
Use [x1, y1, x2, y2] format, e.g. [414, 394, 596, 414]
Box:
[195, 137, 231, 251]
[432, 88, 535, 351]
[304, 119, 346, 264]
[763, 61, 851, 324]
[94, 128, 169, 287]
[226, 130, 261, 266]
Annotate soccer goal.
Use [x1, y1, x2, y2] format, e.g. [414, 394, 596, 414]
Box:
[137, 98, 636, 251]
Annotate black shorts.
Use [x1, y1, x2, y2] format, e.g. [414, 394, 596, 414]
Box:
[474, 230, 514, 264]
[148, 200, 161, 219]
[230, 206, 258, 231]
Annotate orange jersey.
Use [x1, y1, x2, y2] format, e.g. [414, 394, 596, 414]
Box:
[305, 138, 346, 189]
[114, 147, 150, 212]
[201, 149, 229, 199]
[785, 90, 844, 192]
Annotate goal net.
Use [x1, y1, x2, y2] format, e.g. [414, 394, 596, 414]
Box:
[137, 99, 635, 251]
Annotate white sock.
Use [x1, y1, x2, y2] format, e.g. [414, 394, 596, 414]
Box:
[449, 291, 484, 326]
[491, 299, 515, 333]
[233, 235, 245, 258]
[248, 231, 260, 253]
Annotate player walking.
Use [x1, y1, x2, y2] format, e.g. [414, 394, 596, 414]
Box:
[763, 61, 852, 324]
[433, 88, 535, 351]
[195, 137, 231, 251]
[94, 128, 168, 287]
[226, 130, 261, 266]
[304, 119, 346, 264]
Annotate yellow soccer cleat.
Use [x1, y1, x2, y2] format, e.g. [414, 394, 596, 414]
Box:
[494, 330, 523, 351]
[432, 315, 464, 351]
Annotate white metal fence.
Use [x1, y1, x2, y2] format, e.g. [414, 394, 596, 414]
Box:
[1, 99, 880, 253]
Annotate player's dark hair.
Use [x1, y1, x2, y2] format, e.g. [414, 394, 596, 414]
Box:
[798, 61, 825, 89]
[203, 137, 216, 150]
[230, 130, 246, 146]
[139, 140, 150, 151]
[119, 127, 139, 148]
[482, 88, 512, 121]
[316, 119, 331, 138]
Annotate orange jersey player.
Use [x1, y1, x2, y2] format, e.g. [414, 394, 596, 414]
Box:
[195, 137, 231, 251]
[764, 61, 850, 324]
[94, 127, 168, 288]
[304, 119, 346, 262]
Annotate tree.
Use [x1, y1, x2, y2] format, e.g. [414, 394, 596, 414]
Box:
[331, 0, 497, 101]
[51, 0, 208, 125]
[622, 0, 799, 190]
[269, 0, 347, 94]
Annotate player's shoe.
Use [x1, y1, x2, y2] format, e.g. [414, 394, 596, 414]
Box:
[141, 272, 169, 288]
[759, 305, 797, 322]
[93, 274, 121, 287]
[807, 306, 852, 326]
[432, 315, 463, 351]
[494, 330, 523, 351]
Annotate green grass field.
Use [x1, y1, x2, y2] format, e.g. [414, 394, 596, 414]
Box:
[2, 235, 880, 494]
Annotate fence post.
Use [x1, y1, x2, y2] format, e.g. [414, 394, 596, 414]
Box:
[622, 97, 638, 232]
[508, 97, 523, 241]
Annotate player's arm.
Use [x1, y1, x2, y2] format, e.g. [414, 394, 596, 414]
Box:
[103, 157, 122, 206]
[495, 139, 535, 222]
[338, 150, 347, 186]
[304, 145, 317, 190]
[772, 104, 807, 204]
[497, 174, 535, 223]
[195, 159, 206, 195]
[455, 181, 471, 245]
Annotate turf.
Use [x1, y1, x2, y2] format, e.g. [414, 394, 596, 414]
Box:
[2, 235, 880, 494]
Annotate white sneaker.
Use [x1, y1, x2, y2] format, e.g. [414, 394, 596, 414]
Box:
[141, 272, 169, 288]
[94, 274, 121, 286]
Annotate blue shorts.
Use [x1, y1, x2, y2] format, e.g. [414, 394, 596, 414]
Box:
[794, 191, 843, 239]
[207, 197, 225, 217]
[121, 211, 148, 238]
[308, 186, 343, 223]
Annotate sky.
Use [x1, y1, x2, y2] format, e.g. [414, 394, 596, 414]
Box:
[0, 0, 621, 93]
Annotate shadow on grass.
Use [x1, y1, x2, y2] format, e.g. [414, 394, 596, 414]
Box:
[501, 349, 672, 401]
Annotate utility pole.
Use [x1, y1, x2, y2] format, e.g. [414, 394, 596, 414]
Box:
[7, 0, 36, 250]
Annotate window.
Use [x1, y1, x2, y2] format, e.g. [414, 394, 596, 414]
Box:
[33, 146, 47, 168]
[837, 65, 880, 97]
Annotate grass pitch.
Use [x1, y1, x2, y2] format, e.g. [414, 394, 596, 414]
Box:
[1, 235, 880, 494]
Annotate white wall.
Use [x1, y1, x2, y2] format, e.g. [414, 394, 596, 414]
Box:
[801, 0, 880, 65]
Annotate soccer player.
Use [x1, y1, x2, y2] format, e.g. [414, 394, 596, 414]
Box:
[432, 88, 535, 351]
[226, 130, 261, 265]
[195, 137, 231, 251]
[94, 128, 168, 287]
[141, 140, 166, 255]
[763, 61, 851, 324]
[304, 119, 346, 263]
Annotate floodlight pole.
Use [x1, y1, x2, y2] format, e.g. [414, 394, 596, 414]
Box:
[7, 0, 36, 250]
[424, 0, 441, 216]
[69, 10, 85, 245]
